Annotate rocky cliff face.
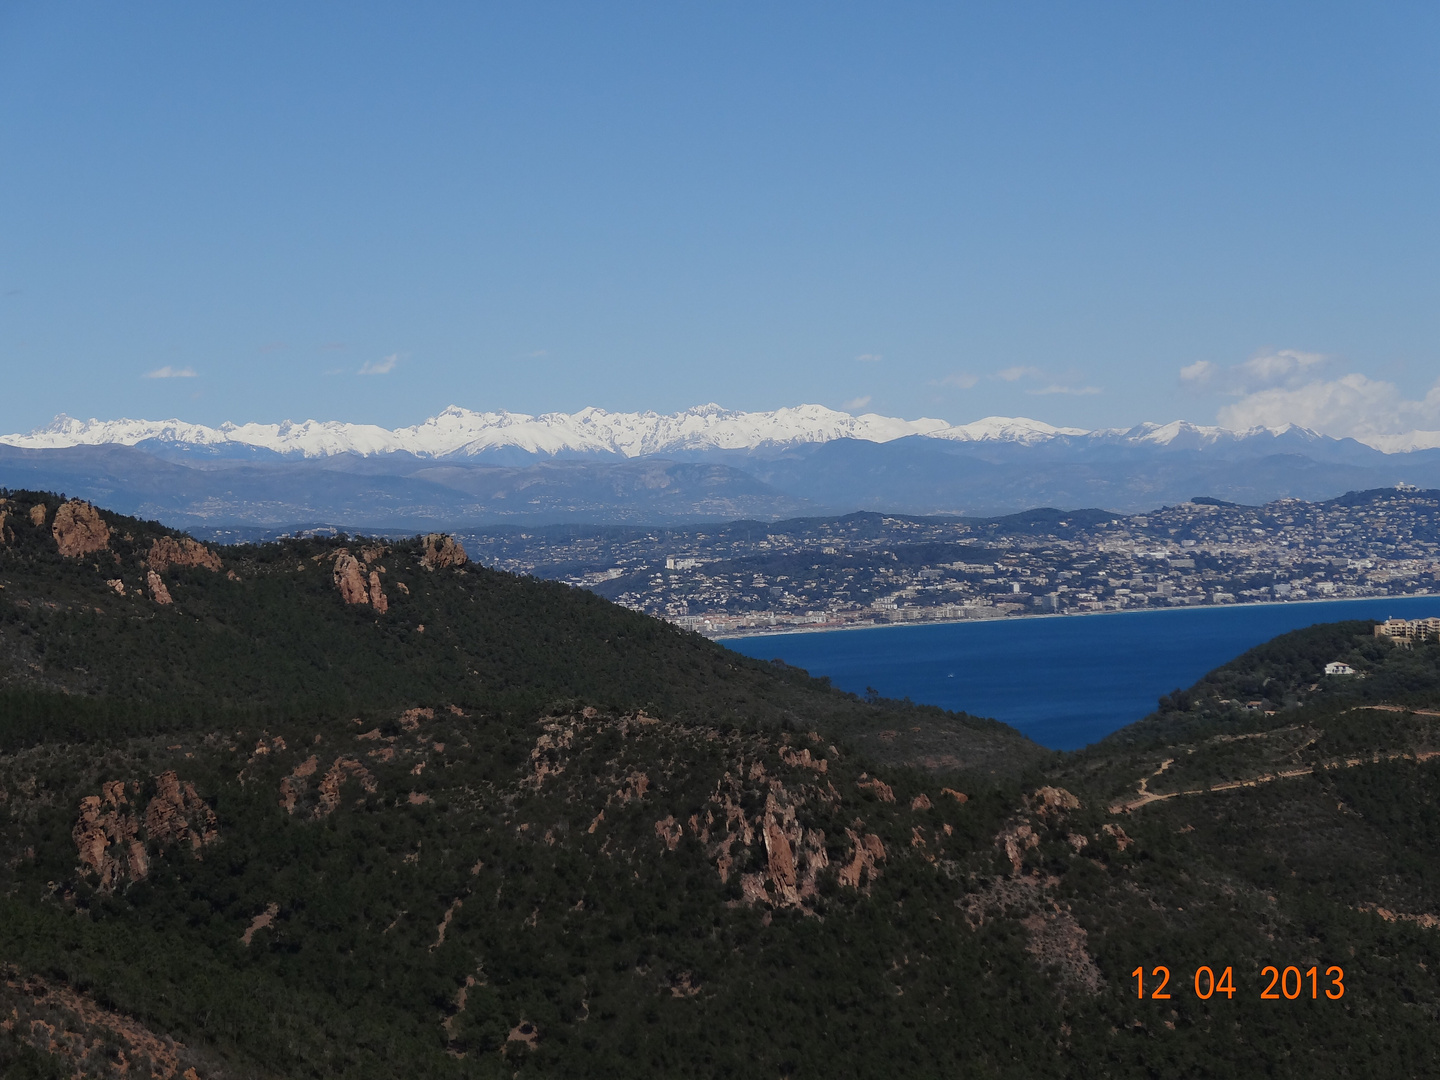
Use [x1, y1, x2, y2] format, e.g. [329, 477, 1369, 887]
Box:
[420, 533, 468, 570]
[524, 714, 895, 918]
[332, 550, 390, 612]
[147, 536, 223, 574]
[144, 770, 219, 853]
[51, 499, 111, 557]
[367, 570, 388, 614]
[279, 753, 378, 818]
[72, 781, 147, 892]
[146, 570, 173, 605]
[332, 552, 369, 605]
[71, 771, 217, 892]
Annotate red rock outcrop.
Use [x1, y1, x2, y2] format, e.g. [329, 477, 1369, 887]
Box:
[420, 533, 468, 570]
[399, 707, 434, 731]
[1101, 823, 1133, 852]
[616, 771, 650, 803]
[279, 755, 320, 813]
[911, 793, 933, 811]
[105, 578, 125, 596]
[72, 782, 144, 891]
[688, 773, 755, 884]
[857, 775, 896, 803]
[333, 550, 390, 612]
[28, 503, 47, 526]
[837, 829, 886, 890]
[668, 972, 702, 998]
[147, 570, 173, 605]
[1357, 902, 1440, 929]
[1031, 786, 1081, 819]
[51, 499, 110, 557]
[684, 767, 839, 912]
[368, 570, 388, 613]
[147, 535, 223, 574]
[526, 722, 575, 787]
[145, 771, 218, 853]
[998, 822, 1040, 874]
[72, 772, 216, 891]
[313, 757, 378, 818]
[780, 746, 827, 773]
[278, 777, 303, 814]
[751, 787, 831, 909]
[941, 787, 969, 804]
[654, 815, 683, 851]
[333, 552, 370, 605]
[0, 505, 13, 545]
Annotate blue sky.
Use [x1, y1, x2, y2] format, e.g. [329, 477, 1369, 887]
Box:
[2, 2, 1438, 438]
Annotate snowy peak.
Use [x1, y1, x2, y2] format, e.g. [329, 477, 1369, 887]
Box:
[0, 404, 1374, 460]
[928, 416, 1090, 444]
[0, 404, 953, 459]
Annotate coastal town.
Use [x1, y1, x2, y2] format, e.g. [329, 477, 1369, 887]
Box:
[460, 485, 1440, 637]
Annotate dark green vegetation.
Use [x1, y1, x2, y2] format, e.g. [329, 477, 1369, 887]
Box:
[0, 492, 1030, 773]
[2, 490, 1440, 1078]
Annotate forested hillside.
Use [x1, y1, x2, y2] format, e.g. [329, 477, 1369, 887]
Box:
[2, 490, 1439, 1078]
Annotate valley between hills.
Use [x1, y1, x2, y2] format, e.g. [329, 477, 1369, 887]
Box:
[1, 490, 1439, 1078]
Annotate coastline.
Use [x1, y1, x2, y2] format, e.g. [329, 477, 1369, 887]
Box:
[714, 591, 1440, 643]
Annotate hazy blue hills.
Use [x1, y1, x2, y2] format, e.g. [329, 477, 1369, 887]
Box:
[6, 425, 1440, 529]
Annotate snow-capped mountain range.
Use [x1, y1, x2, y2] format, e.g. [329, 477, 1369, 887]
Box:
[0, 403, 1384, 458]
[4, 403, 1440, 528]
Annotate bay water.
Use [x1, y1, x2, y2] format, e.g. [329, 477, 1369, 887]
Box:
[722, 596, 1440, 751]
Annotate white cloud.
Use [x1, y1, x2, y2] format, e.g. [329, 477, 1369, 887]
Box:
[1029, 384, 1100, 396]
[143, 366, 197, 379]
[995, 365, 1040, 382]
[935, 372, 978, 389]
[842, 395, 873, 411]
[359, 353, 399, 375]
[1235, 348, 1324, 388]
[856, 353, 883, 363]
[1218, 373, 1440, 447]
[1192, 348, 1331, 396]
[1184, 346, 1440, 448]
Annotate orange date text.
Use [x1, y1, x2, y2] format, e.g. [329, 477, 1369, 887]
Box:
[1131, 965, 1344, 1000]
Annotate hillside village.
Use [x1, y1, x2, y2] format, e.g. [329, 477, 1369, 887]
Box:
[460, 486, 1440, 636]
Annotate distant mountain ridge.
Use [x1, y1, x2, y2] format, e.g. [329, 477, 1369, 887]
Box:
[5, 403, 1440, 526]
[0, 402, 1404, 459]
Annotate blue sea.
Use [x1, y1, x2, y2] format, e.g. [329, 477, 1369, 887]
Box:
[722, 597, 1440, 751]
